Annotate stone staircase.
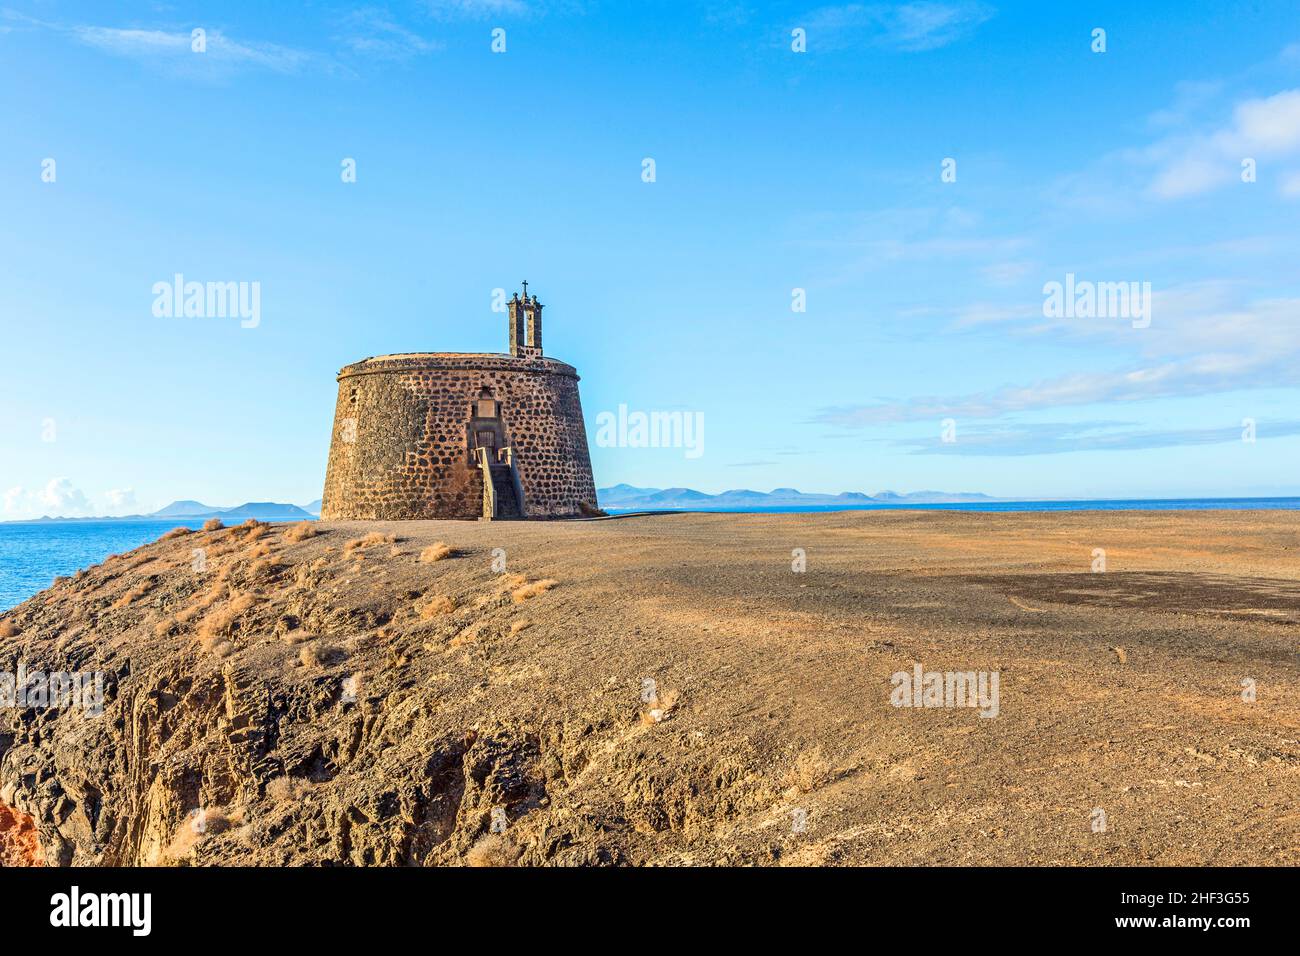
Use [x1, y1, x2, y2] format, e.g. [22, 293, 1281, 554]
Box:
[487, 463, 522, 519]
[478, 447, 525, 520]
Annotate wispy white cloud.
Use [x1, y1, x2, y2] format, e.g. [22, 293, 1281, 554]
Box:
[1144, 88, 1300, 199]
[336, 7, 442, 59]
[813, 288, 1300, 424]
[88, 26, 311, 71]
[423, 0, 531, 19]
[803, 2, 995, 52]
[892, 419, 1300, 456]
[3, 9, 320, 76]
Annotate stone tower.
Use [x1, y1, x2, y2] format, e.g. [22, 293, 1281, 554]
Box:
[508, 283, 543, 358]
[319, 284, 599, 521]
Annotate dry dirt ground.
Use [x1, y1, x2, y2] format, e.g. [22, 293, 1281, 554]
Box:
[0, 510, 1296, 866]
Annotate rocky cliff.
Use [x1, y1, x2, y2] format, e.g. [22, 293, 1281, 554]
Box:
[0, 519, 774, 866]
[2, 510, 1297, 866]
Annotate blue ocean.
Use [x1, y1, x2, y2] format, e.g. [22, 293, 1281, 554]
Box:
[0, 519, 215, 613]
[2, 499, 1299, 612]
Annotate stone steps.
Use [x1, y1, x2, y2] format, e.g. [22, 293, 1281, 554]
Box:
[486, 464, 522, 519]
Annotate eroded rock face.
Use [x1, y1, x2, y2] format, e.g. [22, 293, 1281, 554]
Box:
[0, 520, 776, 867]
[0, 800, 41, 866]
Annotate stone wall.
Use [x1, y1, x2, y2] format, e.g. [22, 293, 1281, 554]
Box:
[320, 353, 598, 520]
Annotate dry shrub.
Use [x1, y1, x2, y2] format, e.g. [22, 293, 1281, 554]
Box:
[419, 543, 452, 563]
[344, 532, 394, 554]
[299, 643, 345, 668]
[0, 620, 20, 639]
[160, 526, 192, 541]
[448, 624, 479, 649]
[202, 518, 224, 532]
[509, 620, 530, 636]
[266, 776, 312, 803]
[248, 558, 278, 579]
[247, 542, 271, 559]
[156, 807, 242, 865]
[112, 581, 152, 609]
[283, 521, 318, 542]
[153, 617, 177, 638]
[197, 593, 257, 654]
[177, 582, 227, 624]
[279, 629, 313, 645]
[511, 579, 557, 603]
[466, 833, 519, 868]
[420, 595, 456, 619]
[784, 746, 834, 793]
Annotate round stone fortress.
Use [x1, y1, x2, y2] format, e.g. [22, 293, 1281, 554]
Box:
[320, 285, 599, 520]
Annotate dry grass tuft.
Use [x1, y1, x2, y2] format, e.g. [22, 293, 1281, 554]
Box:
[511, 579, 557, 603]
[299, 643, 345, 668]
[155, 807, 243, 865]
[420, 595, 456, 619]
[248, 558, 276, 578]
[266, 776, 312, 803]
[466, 833, 520, 868]
[419, 542, 452, 563]
[784, 746, 834, 793]
[0, 620, 19, 639]
[196, 593, 257, 654]
[153, 617, 178, 638]
[509, 620, 531, 636]
[112, 581, 152, 610]
[202, 518, 224, 532]
[344, 532, 395, 554]
[160, 526, 193, 541]
[283, 521, 318, 542]
[177, 582, 227, 624]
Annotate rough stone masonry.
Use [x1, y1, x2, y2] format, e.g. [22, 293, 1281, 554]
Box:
[320, 285, 599, 520]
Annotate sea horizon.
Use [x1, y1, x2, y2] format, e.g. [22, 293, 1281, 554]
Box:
[3, 497, 1300, 612]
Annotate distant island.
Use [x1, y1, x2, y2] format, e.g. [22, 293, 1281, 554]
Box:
[596, 485, 998, 510]
[5, 489, 1010, 523]
[3, 500, 322, 525]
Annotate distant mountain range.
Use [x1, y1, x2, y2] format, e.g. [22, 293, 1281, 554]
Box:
[4, 499, 322, 524]
[5, 486, 1005, 524]
[149, 500, 321, 521]
[596, 485, 998, 509]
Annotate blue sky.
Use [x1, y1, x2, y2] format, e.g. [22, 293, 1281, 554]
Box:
[2, 0, 1299, 516]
